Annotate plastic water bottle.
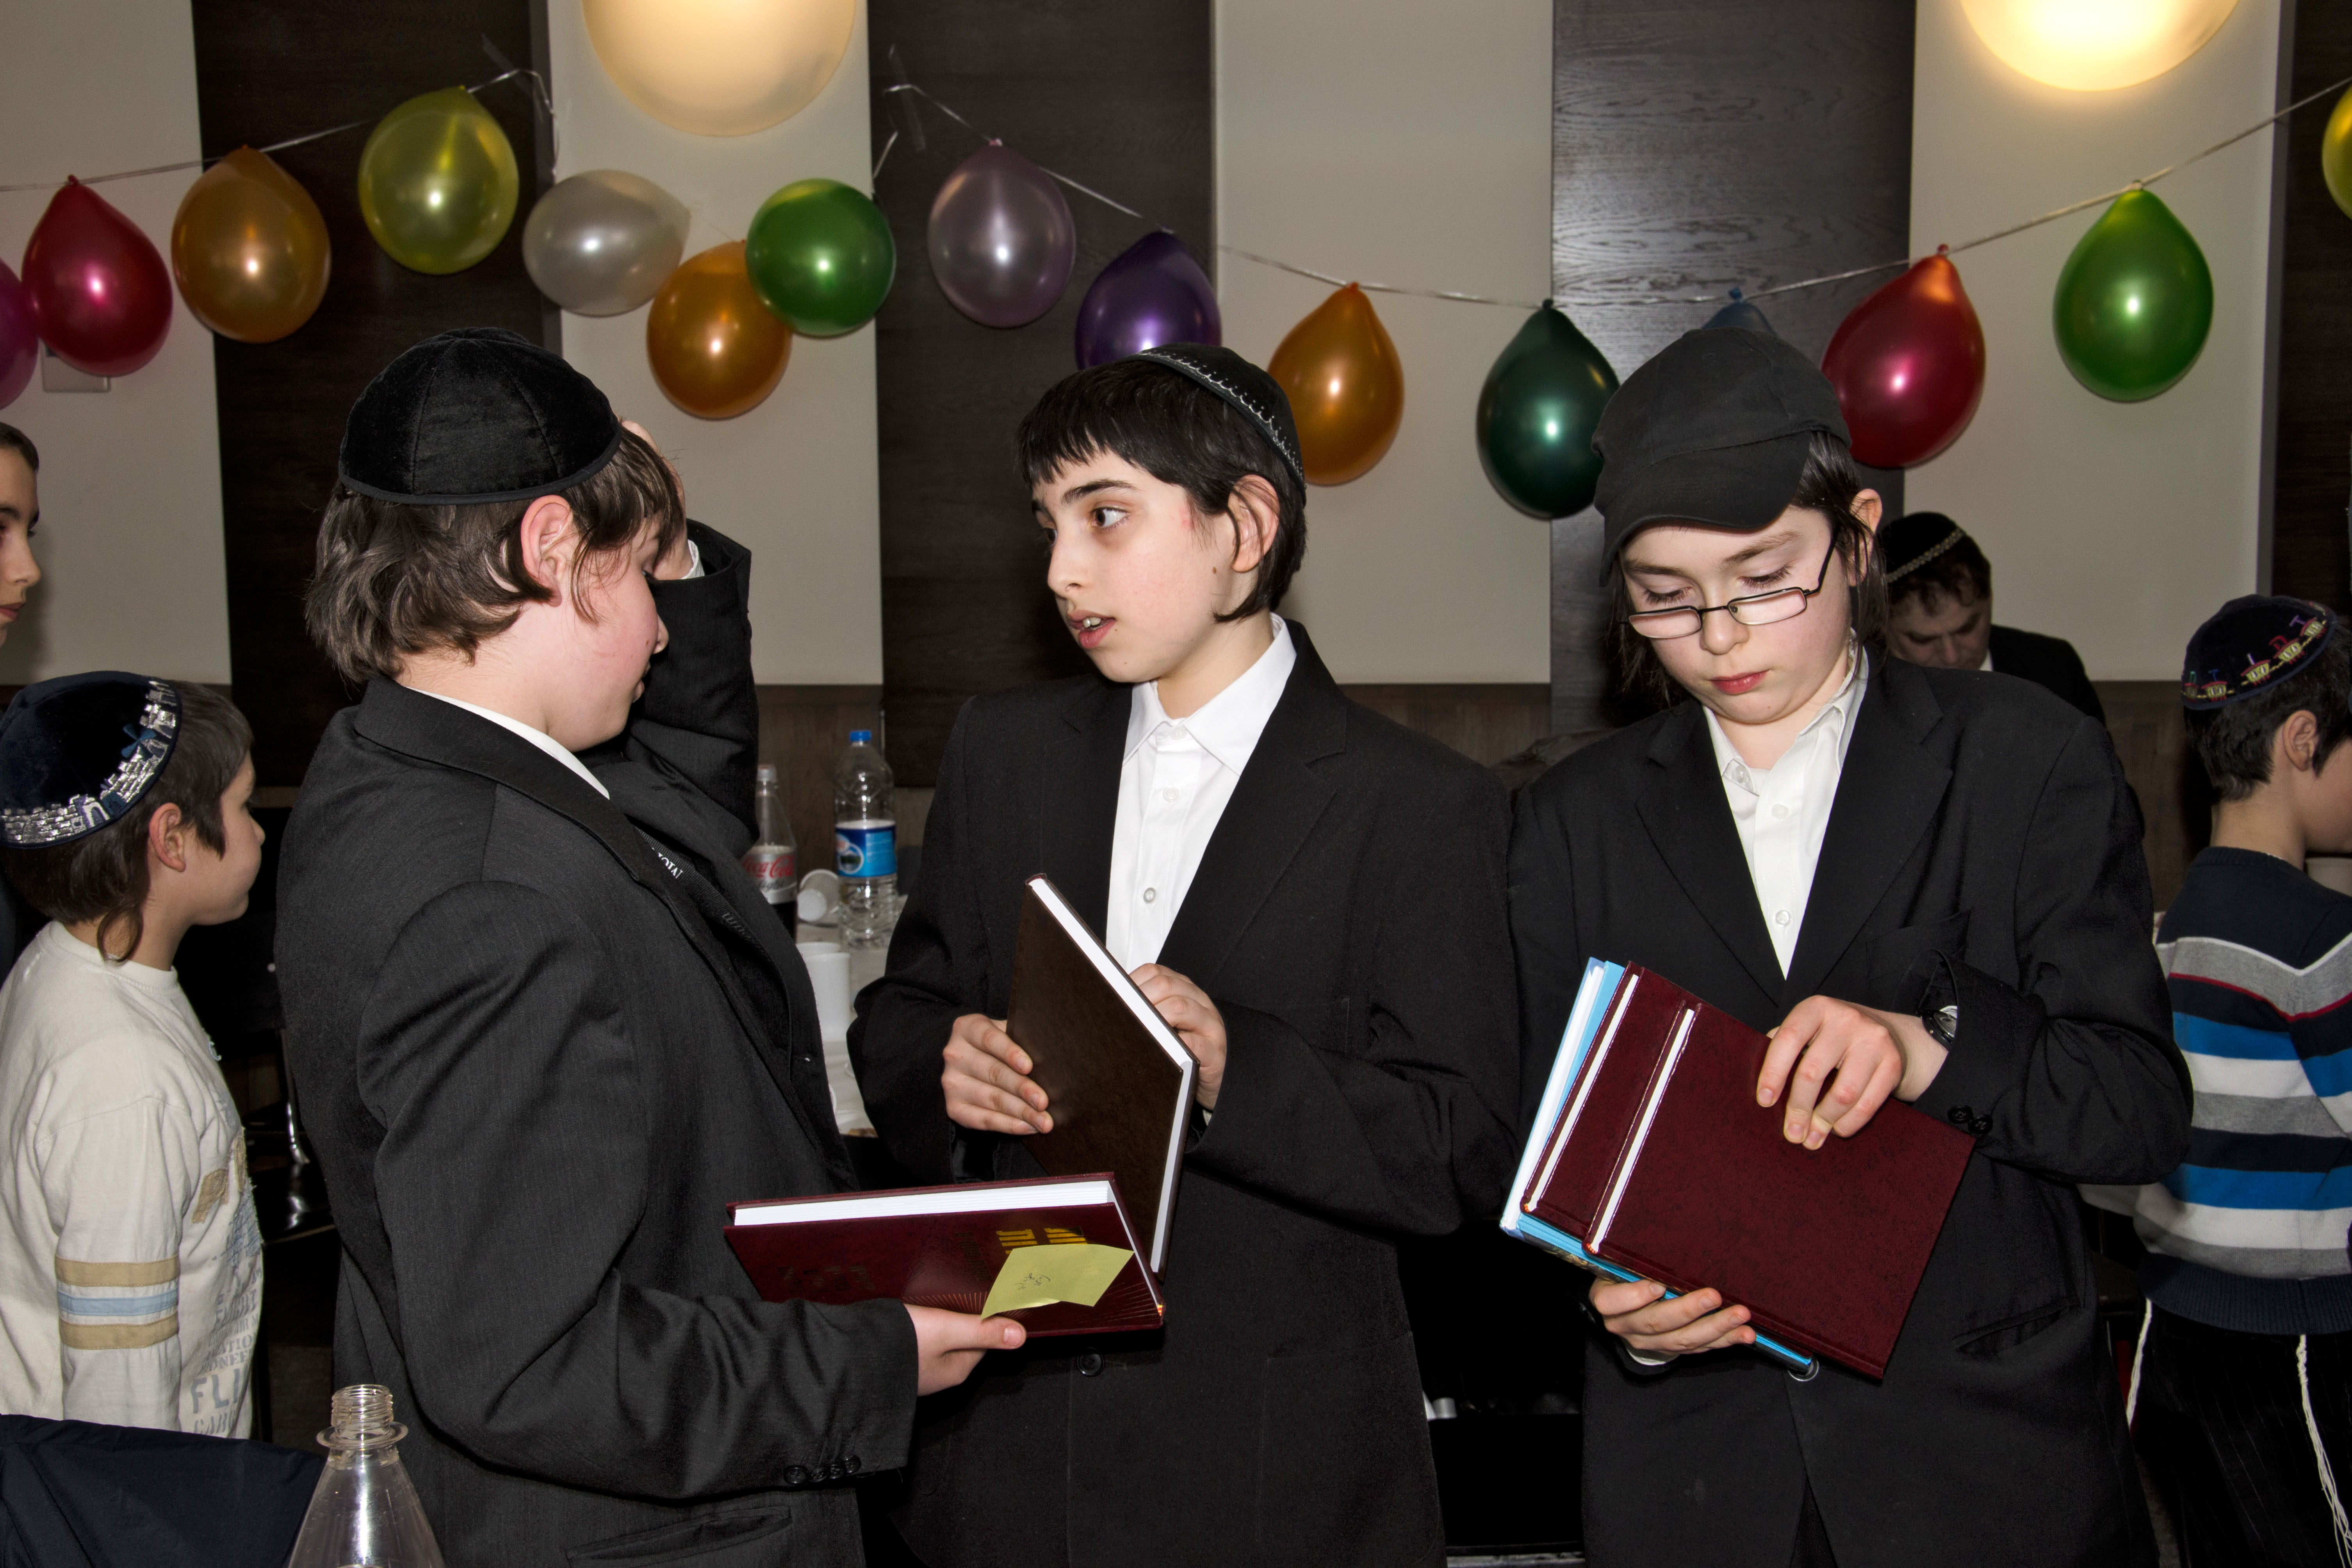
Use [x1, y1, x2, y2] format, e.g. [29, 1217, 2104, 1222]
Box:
[743, 763, 798, 939]
[834, 729, 896, 950]
[284, 1384, 447, 1568]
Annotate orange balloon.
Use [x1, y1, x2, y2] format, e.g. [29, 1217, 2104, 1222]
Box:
[170, 147, 330, 343]
[647, 242, 791, 419]
[1267, 282, 1404, 485]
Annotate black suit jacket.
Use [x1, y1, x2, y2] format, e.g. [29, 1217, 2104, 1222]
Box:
[1509, 656, 2188, 1568]
[277, 527, 916, 1568]
[1989, 623, 2104, 722]
[850, 626, 1519, 1568]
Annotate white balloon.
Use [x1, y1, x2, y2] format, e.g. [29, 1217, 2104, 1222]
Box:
[524, 170, 691, 316]
[583, 0, 857, 137]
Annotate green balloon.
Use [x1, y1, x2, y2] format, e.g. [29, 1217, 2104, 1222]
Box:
[744, 178, 895, 337]
[2052, 188, 2213, 402]
[1477, 303, 1619, 518]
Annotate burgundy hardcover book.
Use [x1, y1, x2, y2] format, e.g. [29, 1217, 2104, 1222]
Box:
[1523, 968, 1687, 1241]
[1583, 999, 1975, 1378]
[724, 1174, 1166, 1337]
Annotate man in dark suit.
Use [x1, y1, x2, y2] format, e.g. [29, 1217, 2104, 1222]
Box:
[1879, 511, 2105, 721]
[851, 347, 1520, 1567]
[276, 330, 1016, 1568]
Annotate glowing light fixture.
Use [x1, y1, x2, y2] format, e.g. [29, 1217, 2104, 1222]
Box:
[584, 0, 856, 137]
[1959, 0, 2238, 91]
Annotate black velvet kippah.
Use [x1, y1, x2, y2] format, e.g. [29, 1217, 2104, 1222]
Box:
[1126, 343, 1305, 485]
[1879, 511, 1970, 583]
[2181, 595, 2335, 710]
[339, 327, 623, 506]
[0, 673, 180, 846]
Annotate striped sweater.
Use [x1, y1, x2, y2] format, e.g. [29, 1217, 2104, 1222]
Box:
[2098, 846, 2352, 1335]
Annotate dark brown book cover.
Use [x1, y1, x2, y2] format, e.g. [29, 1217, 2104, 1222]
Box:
[1005, 875, 1196, 1273]
[1525, 969, 1687, 1241]
[1585, 996, 1975, 1378]
[725, 1174, 1165, 1336]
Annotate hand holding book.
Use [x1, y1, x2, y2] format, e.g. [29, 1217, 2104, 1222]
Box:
[1759, 995, 1949, 1150]
[943, 1012, 1055, 1135]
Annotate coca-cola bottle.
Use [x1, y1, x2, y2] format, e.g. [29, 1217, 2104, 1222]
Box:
[743, 763, 798, 939]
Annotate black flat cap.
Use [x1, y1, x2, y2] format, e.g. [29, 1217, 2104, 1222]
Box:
[1127, 343, 1305, 485]
[0, 673, 180, 846]
[1880, 511, 1970, 583]
[1593, 328, 1849, 563]
[2181, 596, 2335, 710]
[339, 327, 623, 506]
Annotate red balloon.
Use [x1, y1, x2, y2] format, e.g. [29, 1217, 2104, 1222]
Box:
[22, 177, 174, 378]
[1819, 253, 1984, 469]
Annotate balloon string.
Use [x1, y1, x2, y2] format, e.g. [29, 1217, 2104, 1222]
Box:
[1214, 245, 1545, 308]
[0, 66, 543, 196]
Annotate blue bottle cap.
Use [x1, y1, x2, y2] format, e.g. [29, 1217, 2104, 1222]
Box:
[848, 729, 873, 744]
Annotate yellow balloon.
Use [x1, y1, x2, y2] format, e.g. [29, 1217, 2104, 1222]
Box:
[584, 0, 855, 137]
[356, 87, 519, 274]
[2326, 86, 2352, 222]
[171, 147, 330, 343]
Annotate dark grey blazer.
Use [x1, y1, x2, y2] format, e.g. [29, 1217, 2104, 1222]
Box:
[1510, 655, 2189, 1568]
[277, 527, 916, 1568]
[850, 625, 1520, 1568]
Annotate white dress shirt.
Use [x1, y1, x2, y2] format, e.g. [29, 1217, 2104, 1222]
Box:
[1104, 617, 1297, 969]
[1703, 650, 1867, 975]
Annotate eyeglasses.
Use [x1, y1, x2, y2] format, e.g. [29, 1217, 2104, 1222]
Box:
[1624, 542, 1839, 641]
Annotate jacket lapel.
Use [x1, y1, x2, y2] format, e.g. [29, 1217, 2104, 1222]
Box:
[1634, 704, 1787, 1002]
[1155, 627, 1343, 986]
[1037, 679, 1127, 936]
[1782, 659, 1952, 1003]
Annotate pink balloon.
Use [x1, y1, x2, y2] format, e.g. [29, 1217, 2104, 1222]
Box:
[1819, 253, 1985, 469]
[23, 177, 173, 378]
[0, 262, 32, 410]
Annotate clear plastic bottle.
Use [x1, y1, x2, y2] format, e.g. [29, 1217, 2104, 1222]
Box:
[743, 763, 798, 939]
[284, 1384, 447, 1568]
[833, 729, 897, 950]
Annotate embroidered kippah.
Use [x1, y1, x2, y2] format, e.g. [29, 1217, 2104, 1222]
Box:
[0, 673, 181, 846]
[1127, 343, 1306, 485]
[2179, 595, 2335, 709]
[1879, 512, 1971, 583]
[339, 327, 623, 506]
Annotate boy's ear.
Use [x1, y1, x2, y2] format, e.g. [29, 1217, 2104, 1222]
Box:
[2278, 709, 2327, 775]
[1850, 488, 1883, 534]
[146, 802, 190, 876]
[1224, 474, 1282, 577]
[516, 495, 578, 599]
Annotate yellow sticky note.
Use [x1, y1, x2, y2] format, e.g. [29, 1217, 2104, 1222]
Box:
[982, 1243, 1134, 1317]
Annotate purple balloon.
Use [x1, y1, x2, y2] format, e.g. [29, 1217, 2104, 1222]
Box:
[0, 262, 32, 411]
[927, 144, 1075, 329]
[1074, 232, 1221, 367]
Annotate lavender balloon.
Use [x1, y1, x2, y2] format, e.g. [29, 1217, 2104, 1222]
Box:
[1074, 232, 1220, 367]
[927, 144, 1074, 329]
[0, 263, 32, 411]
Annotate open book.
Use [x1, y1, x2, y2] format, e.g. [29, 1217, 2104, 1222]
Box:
[1005, 875, 1197, 1274]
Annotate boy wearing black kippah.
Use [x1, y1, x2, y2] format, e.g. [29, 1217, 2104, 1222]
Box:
[850, 345, 1520, 1567]
[276, 330, 1015, 1568]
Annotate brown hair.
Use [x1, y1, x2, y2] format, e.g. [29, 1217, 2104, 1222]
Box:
[1610, 431, 1887, 708]
[305, 428, 684, 684]
[3, 683, 252, 960]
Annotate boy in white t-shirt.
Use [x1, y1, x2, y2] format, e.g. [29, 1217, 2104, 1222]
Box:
[0, 673, 265, 1434]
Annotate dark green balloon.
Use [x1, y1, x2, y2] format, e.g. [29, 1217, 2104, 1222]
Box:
[744, 178, 896, 338]
[1477, 303, 1619, 519]
[2052, 188, 2213, 402]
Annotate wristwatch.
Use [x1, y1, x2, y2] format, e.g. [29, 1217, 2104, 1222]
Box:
[1921, 1002, 1960, 1048]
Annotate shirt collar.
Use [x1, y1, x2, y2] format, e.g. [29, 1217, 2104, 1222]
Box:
[1124, 615, 1297, 772]
[1705, 647, 1868, 788]
[411, 688, 612, 799]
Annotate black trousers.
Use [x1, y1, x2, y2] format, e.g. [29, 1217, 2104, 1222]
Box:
[2135, 1306, 2352, 1567]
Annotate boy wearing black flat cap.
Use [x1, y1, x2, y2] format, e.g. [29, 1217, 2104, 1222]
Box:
[850, 346, 1520, 1567]
[276, 329, 1017, 1568]
[1508, 328, 2188, 1566]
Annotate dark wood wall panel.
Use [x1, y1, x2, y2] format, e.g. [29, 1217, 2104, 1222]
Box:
[189, 1, 553, 787]
[2272, 0, 2352, 608]
[1549, 0, 1914, 730]
[866, 0, 1212, 788]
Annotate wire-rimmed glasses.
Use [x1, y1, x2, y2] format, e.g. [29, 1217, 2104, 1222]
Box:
[1624, 542, 1838, 641]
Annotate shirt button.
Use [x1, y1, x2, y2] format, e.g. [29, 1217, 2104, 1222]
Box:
[1160, 788, 1180, 802]
[1142, 888, 1157, 903]
[1774, 910, 1790, 926]
[1771, 804, 1791, 819]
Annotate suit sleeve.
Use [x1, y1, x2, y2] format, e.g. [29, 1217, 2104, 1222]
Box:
[358, 879, 917, 1497]
[1907, 719, 2190, 1185]
[1507, 774, 1592, 1142]
[1179, 765, 1522, 1235]
[617, 521, 761, 845]
[848, 704, 991, 1185]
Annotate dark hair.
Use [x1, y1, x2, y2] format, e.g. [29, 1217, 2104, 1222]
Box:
[1610, 431, 1887, 707]
[305, 428, 684, 684]
[3, 684, 252, 961]
[1016, 358, 1307, 620]
[2188, 633, 2352, 803]
[1888, 530, 1991, 616]
[0, 423, 36, 474]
